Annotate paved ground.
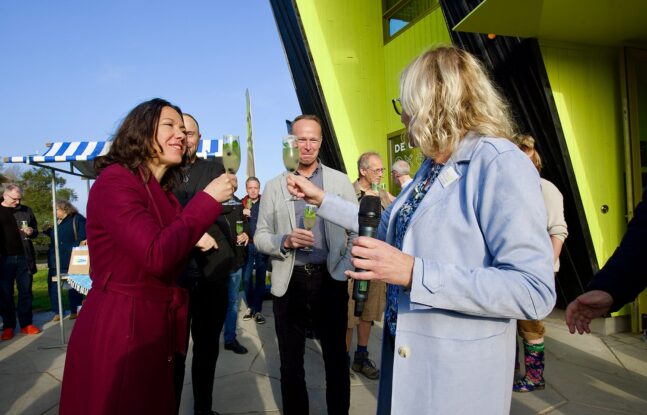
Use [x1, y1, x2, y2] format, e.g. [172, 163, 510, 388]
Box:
[1, 306, 646, 414]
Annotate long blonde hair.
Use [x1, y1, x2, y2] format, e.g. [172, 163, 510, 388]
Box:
[400, 46, 515, 159]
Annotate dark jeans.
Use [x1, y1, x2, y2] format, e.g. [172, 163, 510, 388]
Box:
[47, 269, 84, 314]
[273, 267, 350, 415]
[0, 255, 33, 329]
[174, 277, 228, 414]
[242, 243, 267, 314]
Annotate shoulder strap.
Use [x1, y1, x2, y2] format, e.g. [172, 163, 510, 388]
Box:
[72, 214, 78, 242]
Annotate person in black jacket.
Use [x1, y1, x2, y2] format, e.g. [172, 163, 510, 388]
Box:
[172, 113, 235, 415]
[566, 189, 646, 334]
[1, 184, 41, 340]
[44, 199, 87, 321]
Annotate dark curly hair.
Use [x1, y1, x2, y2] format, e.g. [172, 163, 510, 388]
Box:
[95, 98, 185, 191]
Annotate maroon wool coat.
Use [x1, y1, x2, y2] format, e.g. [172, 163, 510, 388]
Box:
[59, 164, 223, 415]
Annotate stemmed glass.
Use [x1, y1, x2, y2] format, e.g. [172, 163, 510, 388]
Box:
[222, 134, 241, 205]
[283, 135, 300, 201]
[235, 220, 244, 246]
[301, 204, 317, 252]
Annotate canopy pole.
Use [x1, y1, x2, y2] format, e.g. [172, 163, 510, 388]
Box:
[40, 170, 66, 349]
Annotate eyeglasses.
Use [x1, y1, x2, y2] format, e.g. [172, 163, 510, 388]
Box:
[392, 98, 402, 116]
[5, 194, 21, 203]
[367, 168, 385, 174]
[297, 136, 322, 146]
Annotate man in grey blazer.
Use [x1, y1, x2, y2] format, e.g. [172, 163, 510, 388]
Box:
[255, 115, 357, 415]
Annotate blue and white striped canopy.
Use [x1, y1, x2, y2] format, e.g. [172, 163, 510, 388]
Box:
[3, 139, 223, 178]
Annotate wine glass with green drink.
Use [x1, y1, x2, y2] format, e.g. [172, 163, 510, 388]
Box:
[301, 204, 317, 252]
[222, 134, 241, 205]
[236, 220, 244, 246]
[283, 135, 301, 201]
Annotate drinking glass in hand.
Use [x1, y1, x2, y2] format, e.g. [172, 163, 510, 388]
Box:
[222, 134, 241, 205]
[283, 135, 300, 201]
[301, 204, 317, 252]
[21, 220, 29, 240]
[222, 135, 241, 174]
[235, 220, 244, 246]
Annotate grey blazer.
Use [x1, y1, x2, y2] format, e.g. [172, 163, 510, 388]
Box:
[254, 164, 358, 297]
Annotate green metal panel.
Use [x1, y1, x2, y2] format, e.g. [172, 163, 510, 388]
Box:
[540, 41, 626, 267]
[453, 0, 647, 47]
[384, 8, 451, 135]
[295, 0, 386, 181]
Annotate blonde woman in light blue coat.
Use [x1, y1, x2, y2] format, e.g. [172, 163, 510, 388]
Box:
[286, 46, 556, 414]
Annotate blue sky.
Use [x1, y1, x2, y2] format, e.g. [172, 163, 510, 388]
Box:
[0, 0, 301, 213]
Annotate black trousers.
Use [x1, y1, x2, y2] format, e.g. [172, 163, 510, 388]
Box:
[273, 267, 350, 415]
[174, 277, 228, 414]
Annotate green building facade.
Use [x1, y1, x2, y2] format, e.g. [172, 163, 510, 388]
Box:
[271, 0, 647, 331]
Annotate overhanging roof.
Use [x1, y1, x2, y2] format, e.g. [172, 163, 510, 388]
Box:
[3, 139, 223, 179]
[453, 0, 647, 46]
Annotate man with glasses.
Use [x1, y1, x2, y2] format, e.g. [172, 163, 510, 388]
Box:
[0, 184, 41, 341]
[255, 114, 357, 414]
[346, 152, 392, 380]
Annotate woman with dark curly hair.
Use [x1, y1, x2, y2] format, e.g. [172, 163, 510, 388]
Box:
[60, 98, 234, 415]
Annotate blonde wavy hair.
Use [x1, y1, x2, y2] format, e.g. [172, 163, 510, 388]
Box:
[400, 46, 516, 159]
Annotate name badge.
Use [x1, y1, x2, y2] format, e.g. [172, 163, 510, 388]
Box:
[438, 166, 459, 188]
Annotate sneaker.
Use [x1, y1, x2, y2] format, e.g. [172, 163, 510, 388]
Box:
[242, 308, 253, 321]
[224, 339, 248, 354]
[1, 328, 14, 341]
[69, 313, 78, 320]
[52, 314, 61, 322]
[20, 325, 42, 335]
[254, 313, 266, 324]
[352, 351, 380, 380]
[513, 376, 545, 392]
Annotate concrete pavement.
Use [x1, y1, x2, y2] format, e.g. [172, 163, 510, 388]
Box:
[1, 306, 646, 414]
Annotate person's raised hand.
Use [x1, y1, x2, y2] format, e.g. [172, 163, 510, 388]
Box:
[286, 175, 324, 206]
[565, 290, 613, 334]
[204, 173, 234, 203]
[345, 236, 414, 288]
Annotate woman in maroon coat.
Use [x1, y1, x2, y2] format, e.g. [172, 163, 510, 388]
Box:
[59, 99, 233, 415]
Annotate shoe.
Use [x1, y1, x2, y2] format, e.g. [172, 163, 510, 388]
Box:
[52, 314, 61, 322]
[254, 313, 266, 324]
[1, 328, 14, 341]
[20, 325, 42, 335]
[513, 376, 545, 392]
[242, 308, 253, 321]
[69, 313, 78, 320]
[352, 351, 380, 380]
[224, 339, 248, 354]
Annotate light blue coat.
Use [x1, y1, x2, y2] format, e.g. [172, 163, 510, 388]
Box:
[317, 134, 556, 414]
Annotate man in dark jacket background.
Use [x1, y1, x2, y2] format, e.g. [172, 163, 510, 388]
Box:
[173, 113, 238, 415]
[0, 184, 41, 340]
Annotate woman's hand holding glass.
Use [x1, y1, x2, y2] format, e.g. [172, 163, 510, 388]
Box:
[286, 174, 325, 206]
[345, 236, 415, 289]
[203, 173, 234, 203]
